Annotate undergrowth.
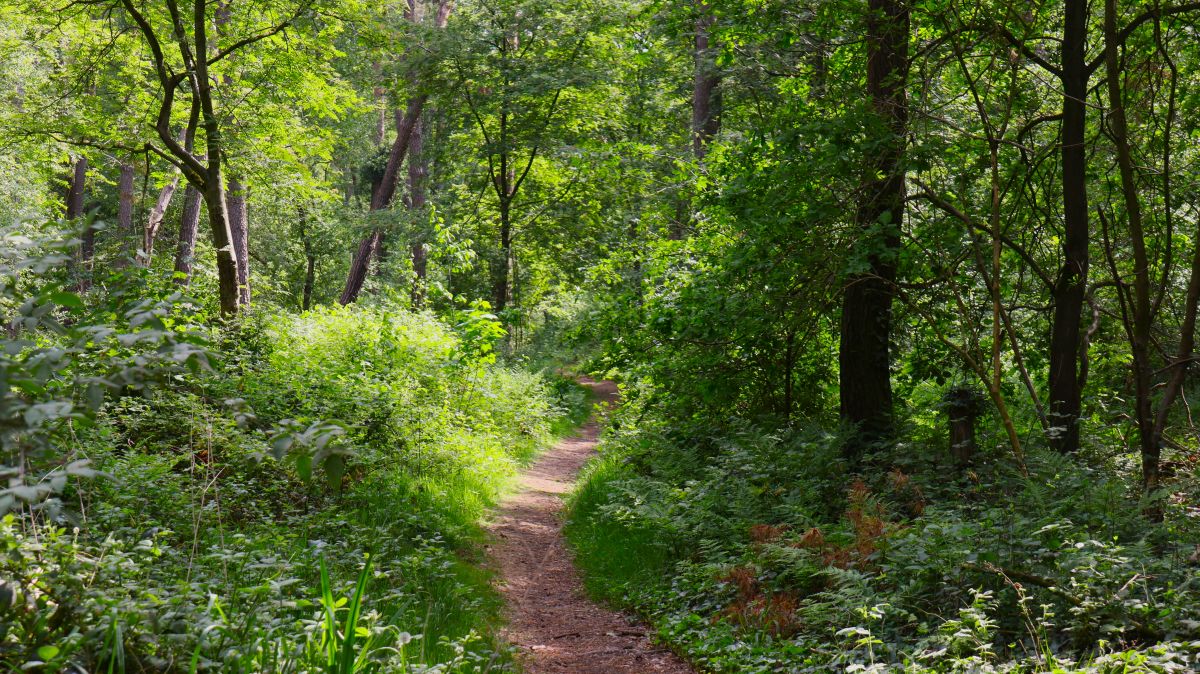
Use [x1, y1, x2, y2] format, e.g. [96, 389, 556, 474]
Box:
[3, 289, 590, 672]
[566, 392, 1200, 673]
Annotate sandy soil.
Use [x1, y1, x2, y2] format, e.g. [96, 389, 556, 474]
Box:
[486, 378, 694, 674]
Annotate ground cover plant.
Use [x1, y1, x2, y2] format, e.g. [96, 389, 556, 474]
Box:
[1, 229, 588, 671]
[567, 396, 1200, 673]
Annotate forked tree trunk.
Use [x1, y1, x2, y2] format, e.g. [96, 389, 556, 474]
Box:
[839, 0, 908, 460]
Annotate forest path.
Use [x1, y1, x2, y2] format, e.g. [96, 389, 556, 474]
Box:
[486, 378, 693, 674]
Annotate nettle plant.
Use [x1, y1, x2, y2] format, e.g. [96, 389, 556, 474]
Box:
[0, 222, 210, 519]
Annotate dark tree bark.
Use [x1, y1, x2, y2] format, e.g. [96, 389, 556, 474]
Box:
[1046, 0, 1090, 454]
[1101, 0, 1158, 514]
[227, 177, 251, 306]
[493, 172, 514, 311]
[838, 0, 908, 459]
[66, 156, 88, 220]
[408, 115, 428, 307]
[174, 185, 202, 284]
[945, 387, 979, 468]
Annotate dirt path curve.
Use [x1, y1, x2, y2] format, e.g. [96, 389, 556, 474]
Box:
[487, 378, 693, 674]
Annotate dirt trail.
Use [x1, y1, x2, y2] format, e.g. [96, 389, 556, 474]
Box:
[487, 378, 693, 674]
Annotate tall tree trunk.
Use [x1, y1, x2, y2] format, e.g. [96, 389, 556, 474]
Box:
[340, 0, 452, 305]
[174, 185, 202, 285]
[494, 192, 513, 311]
[1152, 17, 1199, 492]
[671, 0, 721, 240]
[117, 162, 135, 263]
[408, 115, 428, 307]
[1047, 0, 1090, 454]
[227, 177, 251, 306]
[300, 207, 315, 311]
[144, 175, 180, 265]
[839, 0, 908, 459]
[690, 0, 721, 160]
[1103, 0, 1157, 512]
[68, 156, 93, 291]
[340, 98, 427, 305]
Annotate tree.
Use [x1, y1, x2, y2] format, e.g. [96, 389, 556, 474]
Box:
[839, 0, 908, 458]
[339, 0, 453, 305]
[451, 0, 609, 311]
[113, 0, 315, 314]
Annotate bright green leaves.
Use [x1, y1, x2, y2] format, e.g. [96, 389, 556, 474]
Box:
[450, 299, 506, 367]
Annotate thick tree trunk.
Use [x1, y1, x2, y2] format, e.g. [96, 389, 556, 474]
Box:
[66, 156, 88, 220]
[341, 229, 384, 305]
[1047, 0, 1090, 454]
[117, 162, 135, 262]
[227, 177, 251, 306]
[144, 176, 180, 265]
[838, 0, 908, 459]
[340, 100, 429, 305]
[174, 185, 202, 284]
[202, 171, 241, 315]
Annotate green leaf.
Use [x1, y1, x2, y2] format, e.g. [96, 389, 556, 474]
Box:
[324, 454, 345, 493]
[49, 292, 84, 309]
[296, 454, 313, 481]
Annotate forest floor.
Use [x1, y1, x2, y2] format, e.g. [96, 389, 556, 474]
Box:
[486, 378, 693, 674]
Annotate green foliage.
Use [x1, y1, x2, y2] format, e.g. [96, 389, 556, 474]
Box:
[567, 405, 1200, 672]
[0, 259, 585, 670]
[0, 223, 209, 516]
